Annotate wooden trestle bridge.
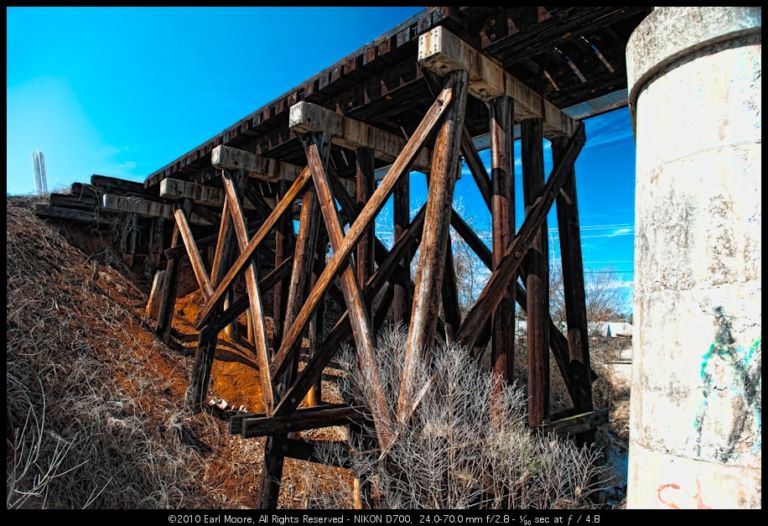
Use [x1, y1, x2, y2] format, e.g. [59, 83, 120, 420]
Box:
[34, 7, 650, 508]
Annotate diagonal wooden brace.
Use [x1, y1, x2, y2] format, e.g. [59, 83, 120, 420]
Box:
[300, 131, 394, 450]
[270, 85, 454, 380]
[195, 166, 312, 328]
[173, 208, 214, 299]
[221, 172, 275, 413]
[398, 69, 469, 424]
[456, 123, 586, 349]
[273, 206, 427, 418]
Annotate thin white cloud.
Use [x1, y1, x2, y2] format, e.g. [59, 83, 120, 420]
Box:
[609, 226, 633, 237]
[583, 108, 635, 151]
[606, 279, 634, 290]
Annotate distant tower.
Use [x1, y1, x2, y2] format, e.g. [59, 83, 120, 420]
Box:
[32, 150, 48, 196]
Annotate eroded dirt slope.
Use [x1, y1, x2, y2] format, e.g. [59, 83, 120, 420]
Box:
[6, 198, 350, 509]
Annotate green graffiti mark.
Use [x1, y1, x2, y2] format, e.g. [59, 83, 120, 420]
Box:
[693, 308, 761, 461]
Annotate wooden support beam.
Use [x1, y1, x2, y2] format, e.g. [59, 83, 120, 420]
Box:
[305, 240, 327, 407]
[521, 118, 549, 428]
[145, 270, 166, 320]
[449, 210, 597, 400]
[49, 192, 98, 210]
[128, 213, 139, 266]
[101, 194, 211, 225]
[460, 126, 493, 210]
[156, 199, 193, 343]
[553, 136, 593, 414]
[208, 195, 232, 288]
[185, 258, 293, 413]
[195, 167, 312, 328]
[222, 172, 275, 413]
[164, 219, 270, 261]
[399, 69, 469, 424]
[242, 181, 276, 220]
[243, 404, 366, 438]
[186, 325, 219, 411]
[300, 131, 394, 451]
[418, 25, 577, 138]
[273, 207, 426, 418]
[355, 147, 375, 315]
[34, 204, 117, 225]
[160, 177, 257, 210]
[392, 172, 411, 325]
[149, 217, 165, 267]
[353, 146, 375, 509]
[272, 181, 294, 349]
[539, 408, 608, 437]
[441, 235, 462, 343]
[490, 96, 516, 393]
[211, 145, 302, 182]
[271, 85, 454, 382]
[91, 174, 151, 196]
[279, 188, 321, 397]
[174, 208, 214, 298]
[210, 189, 239, 339]
[455, 124, 586, 350]
[200, 258, 293, 340]
[289, 102, 431, 173]
[229, 403, 350, 433]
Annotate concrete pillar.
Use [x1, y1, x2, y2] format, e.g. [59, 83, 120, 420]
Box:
[625, 7, 761, 509]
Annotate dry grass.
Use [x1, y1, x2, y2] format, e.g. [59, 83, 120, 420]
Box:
[5, 201, 265, 509]
[294, 325, 610, 509]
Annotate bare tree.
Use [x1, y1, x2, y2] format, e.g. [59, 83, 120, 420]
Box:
[550, 264, 628, 323]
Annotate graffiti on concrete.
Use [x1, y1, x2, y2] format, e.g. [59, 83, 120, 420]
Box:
[693, 306, 761, 462]
[657, 480, 711, 509]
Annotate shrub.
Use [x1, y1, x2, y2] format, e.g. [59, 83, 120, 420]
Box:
[305, 325, 608, 509]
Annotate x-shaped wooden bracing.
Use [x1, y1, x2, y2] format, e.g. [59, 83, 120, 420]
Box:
[176, 27, 588, 464]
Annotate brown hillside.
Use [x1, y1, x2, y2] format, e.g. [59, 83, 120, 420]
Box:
[6, 198, 350, 509]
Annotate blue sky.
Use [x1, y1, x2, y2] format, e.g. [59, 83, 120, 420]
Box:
[7, 7, 636, 313]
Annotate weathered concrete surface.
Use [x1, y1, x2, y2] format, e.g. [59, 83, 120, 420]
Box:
[626, 7, 761, 509]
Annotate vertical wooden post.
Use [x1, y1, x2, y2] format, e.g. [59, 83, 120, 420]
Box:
[247, 313, 255, 346]
[441, 234, 461, 343]
[186, 173, 247, 412]
[260, 435, 283, 510]
[145, 270, 166, 320]
[280, 188, 321, 391]
[398, 70, 469, 421]
[223, 171, 276, 412]
[260, 185, 320, 510]
[354, 147, 375, 510]
[129, 213, 139, 266]
[356, 147, 375, 316]
[223, 296, 234, 339]
[149, 217, 165, 268]
[156, 198, 193, 343]
[521, 118, 549, 428]
[553, 136, 593, 415]
[306, 236, 327, 407]
[392, 172, 411, 325]
[273, 180, 293, 349]
[490, 96, 516, 400]
[301, 131, 394, 450]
